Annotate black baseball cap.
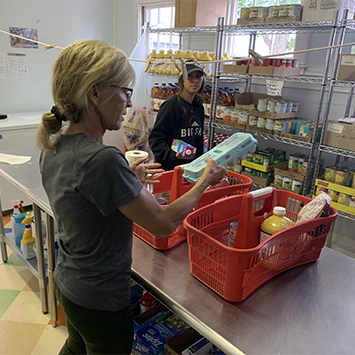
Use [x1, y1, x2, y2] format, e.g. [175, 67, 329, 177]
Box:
[183, 59, 205, 77]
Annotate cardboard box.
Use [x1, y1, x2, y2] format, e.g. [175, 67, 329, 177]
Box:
[235, 92, 282, 111]
[323, 120, 355, 152]
[280, 131, 313, 143]
[274, 164, 305, 181]
[215, 118, 246, 130]
[242, 171, 273, 186]
[164, 328, 213, 355]
[245, 124, 273, 135]
[237, 17, 266, 25]
[265, 16, 301, 23]
[249, 108, 299, 120]
[248, 66, 301, 76]
[301, 0, 355, 22]
[337, 54, 355, 81]
[134, 304, 170, 334]
[175, 0, 227, 28]
[222, 64, 248, 74]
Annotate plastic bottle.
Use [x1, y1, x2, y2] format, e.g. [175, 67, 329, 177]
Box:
[183, 50, 194, 60]
[151, 82, 160, 111]
[199, 51, 213, 77]
[21, 215, 36, 260]
[139, 290, 156, 313]
[260, 206, 295, 244]
[149, 49, 157, 73]
[11, 200, 25, 246]
[164, 49, 174, 74]
[166, 83, 176, 100]
[156, 83, 168, 110]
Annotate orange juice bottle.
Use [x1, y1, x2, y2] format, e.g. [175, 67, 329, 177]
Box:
[166, 83, 176, 100]
[260, 207, 294, 244]
[164, 49, 174, 74]
[151, 82, 160, 111]
[157, 83, 168, 110]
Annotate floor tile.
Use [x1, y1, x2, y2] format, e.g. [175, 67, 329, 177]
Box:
[1, 291, 50, 325]
[22, 274, 40, 293]
[0, 320, 46, 355]
[4, 251, 26, 266]
[31, 325, 67, 355]
[0, 265, 32, 290]
[0, 289, 20, 318]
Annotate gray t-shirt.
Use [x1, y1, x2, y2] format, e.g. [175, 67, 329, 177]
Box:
[40, 133, 143, 311]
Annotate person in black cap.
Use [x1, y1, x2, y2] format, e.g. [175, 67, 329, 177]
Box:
[149, 59, 205, 171]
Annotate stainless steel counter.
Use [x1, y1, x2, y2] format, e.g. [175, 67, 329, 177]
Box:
[1, 147, 355, 354]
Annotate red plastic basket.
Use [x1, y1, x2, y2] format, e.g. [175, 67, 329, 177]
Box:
[133, 166, 252, 250]
[183, 187, 338, 302]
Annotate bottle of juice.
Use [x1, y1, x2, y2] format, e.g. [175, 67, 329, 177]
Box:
[192, 50, 200, 61]
[149, 49, 157, 73]
[155, 49, 166, 73]
[166, 83, 176, 100]
[184, 50, 194, 60]
[260, 206, 294, 244]
[156, 83, 168, 110]
[174, 50, 183, 75]
[199, 51, 212, 77]
[151, 82, 160, 111]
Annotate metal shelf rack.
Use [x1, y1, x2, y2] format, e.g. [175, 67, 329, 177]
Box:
[320, 145, 355, 159]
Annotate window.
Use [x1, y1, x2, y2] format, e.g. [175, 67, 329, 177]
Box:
[141, 2, 179, 51]
[226, 0, 302, 58]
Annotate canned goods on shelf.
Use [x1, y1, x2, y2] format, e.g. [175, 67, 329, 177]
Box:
[292, 102, 299, 112]
[240, 7, 250, 18]
[324, 166, 337, 183]
[223, 108, 232, 122]
[230, 109, 239, 123]
[338, 193, 350, 206]
[275, 101, 287, 114]
[268, 6, 279, 18]
[266, 119, 275, 131]
[249, 6, 268, 18]
[257, 99, 267, 112]
[273, 58, 281, 67]
[292, 59, 299, 68]
[239, 111, 249, 124]
[282, 177, 293, 190]
[328, 189, 339, 202]
[280, 59, 288, 67]
[292, 180, 303, 194]
[288, 4, 302, 17]
[316, 186, 328, 196]
[249, 115, 258, 126]
[278, 4, 289, 17]
[286, 101, 293, 113]
[267, 100, 276, 113]
[257, 117, 267, 128]
[274, 174, 284, 187]
[286, 59, 293, 67]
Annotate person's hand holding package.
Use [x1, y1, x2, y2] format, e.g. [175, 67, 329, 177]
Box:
[129, 156, 164, 185]
[200, 157, 227, 188]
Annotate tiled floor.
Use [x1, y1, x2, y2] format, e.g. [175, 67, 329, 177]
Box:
[0, 215, 68, 355]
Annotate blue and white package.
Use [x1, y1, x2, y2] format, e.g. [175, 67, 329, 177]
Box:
[183, 132, 257, 183]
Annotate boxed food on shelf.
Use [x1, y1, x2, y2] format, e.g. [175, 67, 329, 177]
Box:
[237, 6, 267, 24]
[337, 54, 355, 81]
[248, 65, 301, 76]
[222, 64, 248, 73]
[175, 0, 227, 27]
[242, 170, 274, 186]
[266, 4, 303, 23]
[215, 118, 246, 130]
[249, 108, 299, 119]
[164, 328, 213, 355]
[323, 119, 355, 152]
[235, 92, 282, 111]
[301, 0, 355, 22]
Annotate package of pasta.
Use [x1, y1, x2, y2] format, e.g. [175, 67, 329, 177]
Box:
[296, 192, 331, 224]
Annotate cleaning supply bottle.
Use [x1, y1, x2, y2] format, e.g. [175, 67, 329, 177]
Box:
[11, 199, 25, 246]
[260, 206, 294, 244]
[21, 215, 36, 260]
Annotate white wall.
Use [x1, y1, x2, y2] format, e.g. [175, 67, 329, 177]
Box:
[0, 0, 115, 114]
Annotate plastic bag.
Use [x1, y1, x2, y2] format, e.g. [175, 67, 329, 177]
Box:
[122, 23, 154, 154]
[296, 192, 331, 224]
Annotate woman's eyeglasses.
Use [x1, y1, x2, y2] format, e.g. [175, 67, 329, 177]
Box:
[109, 86, 134, 100]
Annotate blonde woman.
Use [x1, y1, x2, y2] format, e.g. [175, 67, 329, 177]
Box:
[37, 40, 226, 355]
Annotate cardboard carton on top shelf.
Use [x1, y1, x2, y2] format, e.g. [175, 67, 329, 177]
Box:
[249, 108, 299, 120]
[337, 54, 355, 81]
[265, 16, 302, 23]
[175, 0, 227, 28]
[235, 92, 282, 111]
[323, 120, 355, 152]
[237, 17, 266, 25]
[301, 0, 355, 22]
[248, 66, 301, 76]
[222, 64, 248, 74]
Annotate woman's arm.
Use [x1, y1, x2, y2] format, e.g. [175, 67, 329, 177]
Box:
[118, 158, 226, 237]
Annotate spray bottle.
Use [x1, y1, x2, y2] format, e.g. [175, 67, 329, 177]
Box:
[21, 214, 36, 260]
[11, 200, 25, 246]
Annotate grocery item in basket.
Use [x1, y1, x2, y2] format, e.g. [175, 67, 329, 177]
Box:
[315, 186, 328, 196]
[171, 139, 197, 159]
[334, 168, 352, 186]
[296, 192, 331, 224]
[292, 180, 303, 194]
[274, 174, 284, 187]
[337, 193, 351, 206]
[328, 189, 339, 202]
[282, 177, 293, 190]
[324, 166, 336, 183]
[205, 177, 230, 191]
[228, 221, 239, 247]
[260, 206, 295, 243]
[183, 132, 258, 183]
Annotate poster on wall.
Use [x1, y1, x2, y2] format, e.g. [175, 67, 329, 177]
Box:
[7, 53, 28, 79]
[0, 53, 5, 80]
[9, 27, 38, 49]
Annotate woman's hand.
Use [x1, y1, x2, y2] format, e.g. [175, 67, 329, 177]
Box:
[200, 157, 227, 187]
[130, 157, 164, 184]
[176, 151, 191, 160]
